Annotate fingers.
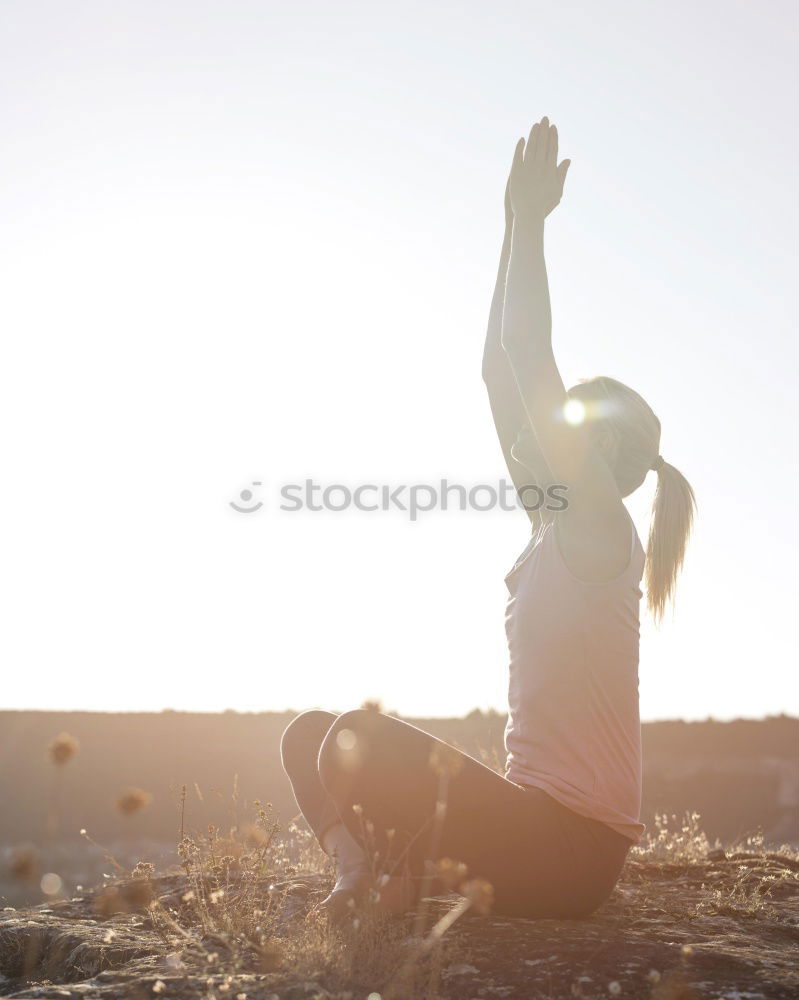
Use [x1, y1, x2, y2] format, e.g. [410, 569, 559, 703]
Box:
[511, 136, 525, 173]
[548, 124, 558, 167]
[527, 122, 538, 162]
[536, 115, 549, 162]
[505, 149, 516, 219]
[517, 118, 568, 197]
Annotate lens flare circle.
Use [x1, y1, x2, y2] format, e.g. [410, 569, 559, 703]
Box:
[336, 728, 357, 751]
[563, 399, 586, 426]
[41, 872, 63, 895]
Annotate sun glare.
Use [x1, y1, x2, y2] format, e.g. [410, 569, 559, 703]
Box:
[563, 399, 586, 426]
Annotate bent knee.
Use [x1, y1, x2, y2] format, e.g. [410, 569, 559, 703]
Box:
[325, 708, 392, 746]
[280, 710, 337, 770]
[318, 709, 386, 787]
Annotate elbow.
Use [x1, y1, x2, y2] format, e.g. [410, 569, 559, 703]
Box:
[481, 346, 506, 385]
[499, 332, 523, 367]
[499, 320, 524, 357]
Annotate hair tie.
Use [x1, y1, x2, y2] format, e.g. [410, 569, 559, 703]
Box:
[651, 455, 665, 472]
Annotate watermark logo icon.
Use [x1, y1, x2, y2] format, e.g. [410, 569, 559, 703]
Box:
[230, 481, 263, 514]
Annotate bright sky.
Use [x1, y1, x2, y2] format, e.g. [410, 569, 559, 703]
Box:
[2, 1, 797, 721]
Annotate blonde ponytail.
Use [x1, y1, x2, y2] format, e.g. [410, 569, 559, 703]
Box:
[567, 376, 696, 620]
[645, 458, 696, 623]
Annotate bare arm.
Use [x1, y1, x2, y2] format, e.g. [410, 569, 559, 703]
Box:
[500, 117, 630, 579]
[480, 182, 514, 380]
[482, 179, 552, 528]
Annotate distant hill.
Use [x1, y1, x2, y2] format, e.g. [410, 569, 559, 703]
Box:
[1, 710, 797, 850]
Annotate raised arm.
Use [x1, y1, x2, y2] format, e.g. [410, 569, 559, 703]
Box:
[501, 116, 631, 579]
[482, 178, 553, 529]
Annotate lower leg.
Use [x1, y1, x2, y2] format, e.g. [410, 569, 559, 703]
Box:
[280, 711, 372, 908]
[320, 822, 370, 891]
[317, 710, 470, 881]
[280, 710, 341, 838]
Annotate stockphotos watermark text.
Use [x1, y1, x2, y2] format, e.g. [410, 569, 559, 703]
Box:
[229, 479, 569, 520]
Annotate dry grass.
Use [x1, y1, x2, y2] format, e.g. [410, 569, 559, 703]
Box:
[131, 755, 495, 1000]
[4, 729, 796, 999]
[626, 810, 799, 928]
[53, 805, 793, 1000]
[121, 801, 793, 999]
[632, 811, 712, 864]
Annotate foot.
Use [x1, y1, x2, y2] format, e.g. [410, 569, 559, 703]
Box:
[316, 873, 421, 923]
[315, 870, 370, 922]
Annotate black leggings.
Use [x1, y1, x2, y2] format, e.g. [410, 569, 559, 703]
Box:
[280, 709, 631, 919]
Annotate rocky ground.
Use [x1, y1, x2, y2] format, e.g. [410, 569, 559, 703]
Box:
[1, 849, 798, 1000]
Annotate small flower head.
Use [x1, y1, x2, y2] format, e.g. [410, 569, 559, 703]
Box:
[48, 732, 79, 766]
[435, 857, 469, 890]
[116, 787, 153, 816]
[8, 847, 41, 883]
[462, 878, 494, 915]
[241, 823, 269, 848]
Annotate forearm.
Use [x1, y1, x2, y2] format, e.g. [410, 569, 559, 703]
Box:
[481, 225, 513, 380]
[501, 214, 552, 359]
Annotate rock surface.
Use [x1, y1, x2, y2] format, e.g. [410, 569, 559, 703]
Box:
[1, 851, 797, 999]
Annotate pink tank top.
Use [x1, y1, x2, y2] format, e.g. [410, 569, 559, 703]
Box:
[504, 514, 646, 843]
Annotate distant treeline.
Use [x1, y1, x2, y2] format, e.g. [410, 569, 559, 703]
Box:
[1, 710, 797, 848]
